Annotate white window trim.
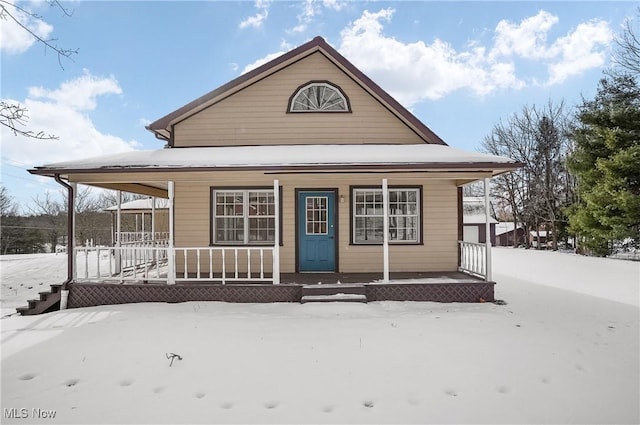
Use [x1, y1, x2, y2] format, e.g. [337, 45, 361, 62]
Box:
[289, 82, 349, 112]
[352, 187, 421, 245]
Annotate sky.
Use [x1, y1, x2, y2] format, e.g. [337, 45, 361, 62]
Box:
[0, 1, 636, 212]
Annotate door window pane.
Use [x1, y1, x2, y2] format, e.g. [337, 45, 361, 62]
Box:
[305, 196, 328, 235]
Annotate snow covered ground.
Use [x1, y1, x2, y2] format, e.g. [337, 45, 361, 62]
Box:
[1, 248, 638, 424]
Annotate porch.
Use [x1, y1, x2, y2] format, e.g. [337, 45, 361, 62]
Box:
[64, 271, 494, 309]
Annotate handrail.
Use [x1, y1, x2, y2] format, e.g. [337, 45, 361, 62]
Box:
[458, 241, 486, 278]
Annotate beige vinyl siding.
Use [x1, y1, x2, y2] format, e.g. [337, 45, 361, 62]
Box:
[173, 52, 424, 147]
[165, 174, 458, 274]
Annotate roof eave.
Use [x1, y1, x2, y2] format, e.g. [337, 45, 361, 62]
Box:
[28, 161, 521, 177]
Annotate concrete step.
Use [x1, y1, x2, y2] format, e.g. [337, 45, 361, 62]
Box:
[301, 283, 366, 297]
[301, 293, 367, 303]
[301, 284, 367, 303]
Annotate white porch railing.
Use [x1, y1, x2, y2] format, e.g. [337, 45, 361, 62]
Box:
[75, 242, 169, 282]
[74, 245, 277, 284]
[458, 241, 487, 278]
[116, 232, 169, 244]
[175, 247, 275, 283]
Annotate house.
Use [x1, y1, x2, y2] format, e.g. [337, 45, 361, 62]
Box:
[530, 230, 550, 249]
[462, 197, 497, 245]
[24, 36, 521, 313]
[104, 198, 170, 244]
[495, 222, 525, 247]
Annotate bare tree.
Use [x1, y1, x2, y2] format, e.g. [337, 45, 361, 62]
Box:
[482, 101, 574, 249]
[613, 10, 640, 76]
[0, 0, 78, 139]
[0, 185, 18, 217]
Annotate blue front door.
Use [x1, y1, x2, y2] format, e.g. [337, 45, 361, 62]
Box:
[298, 191, 336, 272]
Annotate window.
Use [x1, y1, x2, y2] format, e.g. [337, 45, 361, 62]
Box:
[352, 188, 420, 244]
[306, 196, 328, 235]
[289, 81, 350, 112]
[213, 189, 275, 244]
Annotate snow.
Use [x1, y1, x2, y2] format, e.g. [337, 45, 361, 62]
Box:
[0, 253, 67, 317]
[104, 198, 169, 211]
[462, 214, 498, 224]
[1, 249, 639, 424]
[34, 144, 518, 172]
[495, 221, 520, 236]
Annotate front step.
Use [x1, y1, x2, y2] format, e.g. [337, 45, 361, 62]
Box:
[16, 284, 63, 316]
[301, 284, 367, 303]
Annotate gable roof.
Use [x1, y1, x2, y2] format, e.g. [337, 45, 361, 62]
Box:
[146, 36, 447, 146]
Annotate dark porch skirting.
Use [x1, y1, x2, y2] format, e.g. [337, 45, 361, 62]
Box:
[365, 282, 494, 303]
[67, 278, 494, 309]
[67, 284, 302, 308]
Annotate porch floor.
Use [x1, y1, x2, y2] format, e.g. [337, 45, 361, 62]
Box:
[280, 271, 484, 285]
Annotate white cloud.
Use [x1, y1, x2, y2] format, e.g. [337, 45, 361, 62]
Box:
[490, 11, 559, 60]
[28, 70, 122, 111]
[322, 0, 347, 12]
[546, 20, 613, 85]
[338, 9, 525, 105]
[0, 5, 53, 53]
[490, 11, 613, 85]
[238, 0, 270, 30]
[241, 51, 286, 75]
[288, 0, 347, 34]
[1, 72, 139, 167]
[336, 8, 612, 106]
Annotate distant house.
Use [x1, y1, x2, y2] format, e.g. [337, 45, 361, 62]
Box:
[530, 230, 550, 249]
[105, 198, 169, 244]
[495, 222, 525, 247]
[462, 197, 497, 245]
[24, 36, 521, 314]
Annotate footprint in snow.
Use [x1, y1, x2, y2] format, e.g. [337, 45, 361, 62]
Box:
[363, 399, 374, 408]
[539, 376, 551, 384]
[64, 379, 79, 387]
[264, 401, 279, 409]
[153, 386, 165, 394]
[195, 392, 206, 399]
[496, 385, 510, 394]
[118, 379, 134, 387]
[574, 364, 586, 372]
[220, 402, 234, 409]
[19, 373, 36, 381]
[322, 405, 334, 413]
[444, 389, 458, 397]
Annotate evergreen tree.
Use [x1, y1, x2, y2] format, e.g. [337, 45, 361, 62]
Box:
[567, 74, 640, 255]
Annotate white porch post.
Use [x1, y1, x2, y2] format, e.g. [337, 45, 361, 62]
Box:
[70, 183, 77, 282]
[484, 177, 492, 281]
[167, 181, 176, 285]
[272, 179, 280, 285]
[382, 178, 390, 283]
[151, 196, 156, 241]
[115, 190, 122, 275]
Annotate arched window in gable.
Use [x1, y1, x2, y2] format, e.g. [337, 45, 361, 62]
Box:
[288, 81, 351, 112]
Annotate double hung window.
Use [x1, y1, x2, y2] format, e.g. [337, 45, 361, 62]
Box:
[352, 187, 420, 244]
[213, 190, 275, 244]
